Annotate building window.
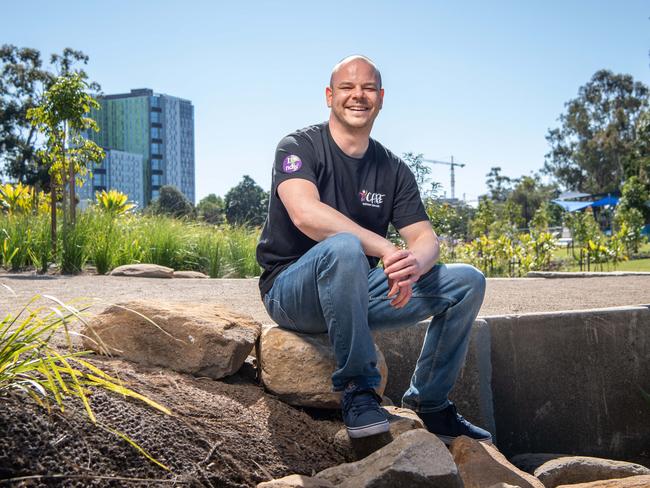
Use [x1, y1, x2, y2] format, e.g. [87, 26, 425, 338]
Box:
[151, 143, 162, 154]
[151, 96, 160, 108]
[151, 112, 161, 123]
[151, 159, 163, 171]
[151, 127, 161, 139]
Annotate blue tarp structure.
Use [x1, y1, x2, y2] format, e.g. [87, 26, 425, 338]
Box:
[591, 195, 620, 208]
[551, 195, 619, 212]
[551, 199, 594, 212]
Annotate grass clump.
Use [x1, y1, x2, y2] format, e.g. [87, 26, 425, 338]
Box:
[0, 292, 172, 470]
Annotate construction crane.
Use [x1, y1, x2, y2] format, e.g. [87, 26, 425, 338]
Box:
[423, 156, 466, 200]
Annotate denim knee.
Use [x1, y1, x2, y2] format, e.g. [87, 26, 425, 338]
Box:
[322, 233, 368, 268]
[456, 264, 486, 297]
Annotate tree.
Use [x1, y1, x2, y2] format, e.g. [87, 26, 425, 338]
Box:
[544, 70, 649, 193]
[0, 45, 99, 187]
[224, 175, 268, 226]
[485, 166, 512, 202]
[149, 185, 195, 218]
[507, 175, 557, 226]
[197, 193, 225, 224]
[27, 73, 104, 252]
[470, 197, 496, 237]
[402, 152, 441, 200]
[617, 176, 650, 222]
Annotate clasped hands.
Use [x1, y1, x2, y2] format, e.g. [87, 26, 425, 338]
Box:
[382, 248, 422, 309]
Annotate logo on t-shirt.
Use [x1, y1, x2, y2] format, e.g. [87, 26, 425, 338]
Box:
[359, 189, 385, 208]
[282, 155, 302, 173]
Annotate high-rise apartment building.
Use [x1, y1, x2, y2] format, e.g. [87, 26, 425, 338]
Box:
[78, 149, 144, 205]
[81, 88, 195, 206]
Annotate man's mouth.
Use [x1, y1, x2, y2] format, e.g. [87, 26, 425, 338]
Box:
[347, 106, 369, 112]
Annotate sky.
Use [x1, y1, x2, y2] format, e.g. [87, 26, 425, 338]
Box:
[4, 0, 650, 204]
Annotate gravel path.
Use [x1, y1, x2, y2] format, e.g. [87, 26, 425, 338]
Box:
[1, 273, 649, 324]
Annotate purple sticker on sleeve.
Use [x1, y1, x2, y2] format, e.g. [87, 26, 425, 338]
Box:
[282, 155, 302, 173]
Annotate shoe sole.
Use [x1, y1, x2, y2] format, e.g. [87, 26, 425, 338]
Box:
[346, 420, 390, 439]
[436, 434, 493, 445]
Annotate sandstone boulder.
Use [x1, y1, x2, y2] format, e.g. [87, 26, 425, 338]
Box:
[258, 326, 388, 408]
[257, 474, 334, 487]
[82, 301, 261, 379]
[451, 436, 545, 488]
[534, 456, 650, 488]
[110, 263, 174, 278]
[333, 406, 426, 459]
[555, 475, 650, 487]
[173, 270, 209, 279]
[317, 429, 462, 488]
[511, 453, 571, 474]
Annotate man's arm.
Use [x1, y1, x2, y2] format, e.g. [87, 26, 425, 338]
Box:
[277, 178, 398, 259]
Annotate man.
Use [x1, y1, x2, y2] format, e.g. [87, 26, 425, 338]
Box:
[256, 55, 491, 443]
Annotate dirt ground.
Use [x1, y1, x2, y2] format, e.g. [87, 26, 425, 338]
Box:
[1, 274, 650, 486]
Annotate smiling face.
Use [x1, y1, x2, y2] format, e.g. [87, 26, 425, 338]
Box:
[326, 57, 384, 133]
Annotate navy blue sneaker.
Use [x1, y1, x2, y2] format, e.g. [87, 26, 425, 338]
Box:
[341, 383, 390, 438]
[418, 402, 492, 445]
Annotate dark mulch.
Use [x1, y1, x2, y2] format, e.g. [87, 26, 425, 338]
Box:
[0, 357, 349, 487]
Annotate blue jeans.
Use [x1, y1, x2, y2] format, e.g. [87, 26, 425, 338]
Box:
[262, 232, 486, 413]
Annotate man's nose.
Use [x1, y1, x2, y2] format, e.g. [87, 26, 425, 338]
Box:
[351, 85, 365, 98]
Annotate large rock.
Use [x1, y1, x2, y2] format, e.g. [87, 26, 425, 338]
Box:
[511, 453, 572, 474]
[82, 301, 261, 379]
[257, 474, 334, 487]
[555, 475, 650, 487]
[451, 436, 545, 488]
[173, 270, 208, 279]
[316, 429, 462, 488]
[534, 456, 650, 488]
[110, 263, 174, 278]
[333, 406, 426, 460]
[258, 326, 388, 408]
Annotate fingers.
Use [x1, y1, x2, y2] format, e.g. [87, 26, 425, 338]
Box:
[384, 251, 417, 276]
[387, 279, 400, 298]
[390, 283, 412, 308]
[382, 249, 411, 269]
[387, 264, 419, 282]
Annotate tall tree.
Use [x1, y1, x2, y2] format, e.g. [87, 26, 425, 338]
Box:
[0, 45, 99, 187]
[485, 166, 512, 202]
[149, 185, 195, 218]
[402, 152, 441, 200]
[197, 193, 225, 224]
[27, 73, 104, 251]
[544, 70, 649, 193]
[224, 175, 268, 226]
[507, 175, 557, 226]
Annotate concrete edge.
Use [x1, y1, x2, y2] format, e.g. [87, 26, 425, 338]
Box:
[479, 304, 650, 320]
[527, 271, 650, 278]
[473, 319, 496, 443]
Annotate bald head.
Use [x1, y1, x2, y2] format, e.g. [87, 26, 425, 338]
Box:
[330, 55, 382, 89]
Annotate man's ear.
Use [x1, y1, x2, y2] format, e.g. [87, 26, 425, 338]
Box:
[379, 88, 384, 109]
[325, 86, 333, 108]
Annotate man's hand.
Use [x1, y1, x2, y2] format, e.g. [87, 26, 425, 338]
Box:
[382, 248, 423, 309]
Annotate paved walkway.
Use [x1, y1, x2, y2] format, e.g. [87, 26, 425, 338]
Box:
[1, 274, 649, 324]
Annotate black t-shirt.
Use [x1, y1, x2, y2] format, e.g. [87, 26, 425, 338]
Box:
[256, 122, 428, 297]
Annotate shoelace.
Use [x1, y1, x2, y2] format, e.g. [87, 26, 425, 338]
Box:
[448, 403, 473, 427]
[343, 389, 382, 415]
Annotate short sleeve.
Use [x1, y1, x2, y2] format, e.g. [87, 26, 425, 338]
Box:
[391, 161, 429, 230]
[272, 134, 318, 194]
